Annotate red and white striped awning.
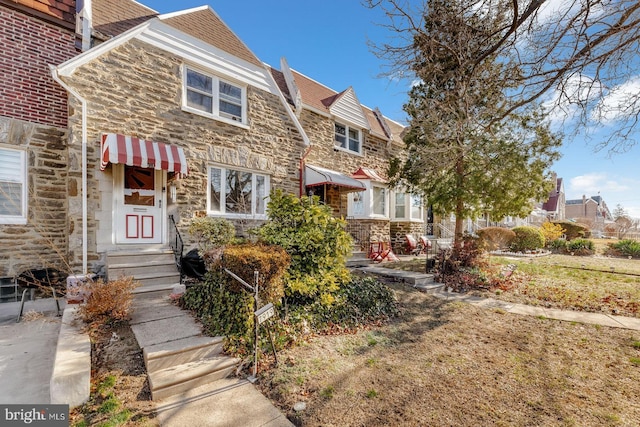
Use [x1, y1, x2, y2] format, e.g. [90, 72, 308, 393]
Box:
[100, 133, 188, 175]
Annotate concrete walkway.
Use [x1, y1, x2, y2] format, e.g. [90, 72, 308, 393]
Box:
[359, 266, 640, 331]
[130, 292, 293, 427]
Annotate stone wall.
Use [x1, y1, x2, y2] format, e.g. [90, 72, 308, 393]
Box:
[61, 39, 305, 272]
[390, 221, 425, 254]
[0, 116, 68, 277]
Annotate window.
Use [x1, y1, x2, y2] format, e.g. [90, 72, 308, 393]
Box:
[372, 186, 387, 216]
[0, 147, 27, 224]
[208, 166, 269, 218]
[392, 190, 424, 221]
[184, 66, 246, 125]
[352, 191, 365, 216]
[334, 123, 361, 154]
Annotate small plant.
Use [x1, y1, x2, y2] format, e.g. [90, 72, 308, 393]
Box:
[632, 341, 640, 349]
[320, 385, 335, 399]
[607, 239, 640, 258]
[630, 357, 640, 366]
[366, 358, 378, 367]
[566, 238, 594, 255]
[77, 276, 139, 326]
[547, 238, 567, 253]
[366, 389, 379, 398]
[188, 216, 236, 254]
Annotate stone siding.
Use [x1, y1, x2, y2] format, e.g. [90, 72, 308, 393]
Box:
[0, 116, 68, 277]
[61, 39, 305, 272]
[390, 222, 425, 254]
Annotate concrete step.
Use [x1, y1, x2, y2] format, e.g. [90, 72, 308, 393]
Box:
[107, 250, 175, 266]
[358, 266, 439, 288]
[131, 283, 179, 300]
[144, 335, 225, 374]
[108, 261, 179, 278]
[149, 356, 240, 401]
[130, 272, 181, 287]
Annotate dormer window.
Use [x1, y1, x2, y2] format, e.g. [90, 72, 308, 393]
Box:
[183, 65, 247, 126]
[335, 123, 361, 154]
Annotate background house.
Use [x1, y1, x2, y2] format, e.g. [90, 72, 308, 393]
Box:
[565, 194, 614, 232]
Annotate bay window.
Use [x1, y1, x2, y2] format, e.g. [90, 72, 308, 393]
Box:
[392, 190, 424, 221]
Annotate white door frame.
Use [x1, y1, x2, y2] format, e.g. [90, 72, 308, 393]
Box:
[113, 165, 166, 245]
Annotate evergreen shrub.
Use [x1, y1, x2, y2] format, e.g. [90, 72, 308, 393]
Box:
[510, 226, 545, 252]
[476, 227, 516, 250]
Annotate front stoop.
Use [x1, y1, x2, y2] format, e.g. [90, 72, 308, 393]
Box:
[358, 266, 444, 293]
[130, 295, 240, 401]
[107, 249, 181, 290]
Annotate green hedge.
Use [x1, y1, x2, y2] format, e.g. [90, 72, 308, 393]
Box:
[551, 220, 589, 240]
[510, 226, 545, 252]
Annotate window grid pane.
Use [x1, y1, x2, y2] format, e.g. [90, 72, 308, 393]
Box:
[373, 187, 386, 216]
[209, 168, 222, 212]
[335, 123, 347, 148]
[0, 182, 22, 216]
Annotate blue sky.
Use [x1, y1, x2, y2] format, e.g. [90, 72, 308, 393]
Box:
[145, 0, 640, 219]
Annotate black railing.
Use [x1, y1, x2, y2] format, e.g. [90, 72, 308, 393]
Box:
[168, 214, 184, 284]
[345, 217, 370, 252]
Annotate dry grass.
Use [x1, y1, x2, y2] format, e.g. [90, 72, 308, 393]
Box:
[258, 283, 640, 426]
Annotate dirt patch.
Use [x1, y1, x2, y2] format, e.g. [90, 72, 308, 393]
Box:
[70, 322, 158, 426]
[257, 282, 640, 426]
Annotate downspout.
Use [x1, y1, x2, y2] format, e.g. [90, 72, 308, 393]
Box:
[299, 146, 312, 197]
[50, 65, 88, 275]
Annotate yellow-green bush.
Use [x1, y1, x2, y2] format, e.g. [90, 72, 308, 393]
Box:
[540, 221, 565, 244]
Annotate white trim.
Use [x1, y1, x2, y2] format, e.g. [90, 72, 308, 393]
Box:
[334, 122, 363, 155]
[0, 146, 27, 225]
[207, 164, 270, 220]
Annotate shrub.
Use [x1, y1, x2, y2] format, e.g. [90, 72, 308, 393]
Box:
[551, 220, 589, 240]
[510, 226, 545, 252]
[566, 238, 595, 255]
[188, 216, 236, 254]
[219, 243, 290, 304]
[548, 238, 567, 253]
[257, 190, 352, 305]
[181, 272, 254, 356]
[607, 239, 640, 258]
[77, 276, 139, 326]
[476, 227, 516, 250]
[540, 222, 565, 244]
[434, 235, 489, 291]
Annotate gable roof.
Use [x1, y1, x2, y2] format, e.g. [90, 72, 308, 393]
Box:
[270, 64, 404, 144]
[541, 177, 563, 212]
[91, 2, 262, 68]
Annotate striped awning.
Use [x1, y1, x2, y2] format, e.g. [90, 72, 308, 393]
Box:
[100, 133, 188, 175]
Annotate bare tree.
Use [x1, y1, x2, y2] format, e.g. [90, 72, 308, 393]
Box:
[365, 0, 640, 152]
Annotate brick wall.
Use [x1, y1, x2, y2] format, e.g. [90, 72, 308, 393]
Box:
[60, 39, 305, 273]
[0, 5, 77, 128]
[0, 116, 68, 277]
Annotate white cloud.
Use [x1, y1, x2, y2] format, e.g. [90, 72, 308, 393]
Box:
[592, 76, 640, 125]
[568, 173, 630, 197]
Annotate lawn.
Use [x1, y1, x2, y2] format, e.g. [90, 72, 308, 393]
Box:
[383, 253, 640, 318]
[258, 282, 640, 426]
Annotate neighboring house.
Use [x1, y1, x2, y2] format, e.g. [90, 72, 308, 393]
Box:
[270, 59, 421, 253]
[565, 194, 613, 230]
[0, 0, 78, 281]
[528, 174, 566, 224]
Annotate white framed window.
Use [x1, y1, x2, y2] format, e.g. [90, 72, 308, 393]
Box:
[334, 122, 362, 154]
[392, 190, 424, 222]
[207, 165, 269, 218]
[0, 147, 27, 224]
[348, 182, 389, 219]
[183, 65, 247, 126]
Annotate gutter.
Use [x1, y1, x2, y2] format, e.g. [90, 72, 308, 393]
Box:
[50, 65, 88, 275]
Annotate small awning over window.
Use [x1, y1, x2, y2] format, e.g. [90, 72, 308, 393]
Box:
[100, 133, 188, 175]
[352, 167, 386, 182]
[305, 164, 366, 191]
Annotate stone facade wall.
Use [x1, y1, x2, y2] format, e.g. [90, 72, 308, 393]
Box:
[390, 221, 425, 254]
[61, 39, 305, 273]
[0, 5, 77, 128]
[0, 116, 68, 277]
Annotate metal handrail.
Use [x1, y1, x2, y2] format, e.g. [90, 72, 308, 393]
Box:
[168, 214, 184, 284]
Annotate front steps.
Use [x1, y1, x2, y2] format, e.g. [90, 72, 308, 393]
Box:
[130, 293, 240, 401]
[106, 249, 180, 293]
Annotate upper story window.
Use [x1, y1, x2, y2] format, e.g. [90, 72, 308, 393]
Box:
[208, 165, 269, 219]
[392, 190, 424, 221]
[184, 66, 247, 126]
[335, 123, 362, 154]
[0, 147, 27, 224]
